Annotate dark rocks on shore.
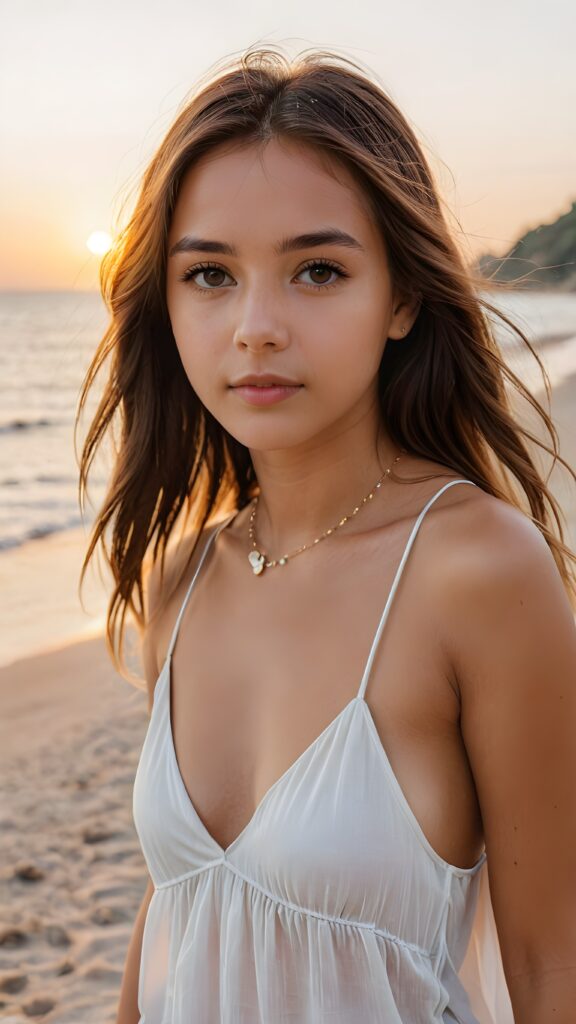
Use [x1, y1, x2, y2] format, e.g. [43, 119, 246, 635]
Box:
[13, 863, 45, 882]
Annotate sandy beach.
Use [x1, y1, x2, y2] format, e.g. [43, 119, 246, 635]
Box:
[1, 342, 576, 1022]
[0, 636, 146, 1023]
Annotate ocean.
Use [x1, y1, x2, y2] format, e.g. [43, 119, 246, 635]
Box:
[0, 290, 108, 552]
[1, 289, 576, 554]
[1, 288, 575, 667]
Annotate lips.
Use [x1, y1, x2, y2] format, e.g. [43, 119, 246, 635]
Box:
[230, 382, 303, 406]
[230, 374, 301, 387]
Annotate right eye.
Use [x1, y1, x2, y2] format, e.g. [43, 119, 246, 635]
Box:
[178, 262, 233, 291]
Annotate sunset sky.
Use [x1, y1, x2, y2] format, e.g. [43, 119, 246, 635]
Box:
[1, 0, 574, 292]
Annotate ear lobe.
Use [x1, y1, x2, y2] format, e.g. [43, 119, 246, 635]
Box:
[388, 322, 410, 341]
[392, 293, 421, 338]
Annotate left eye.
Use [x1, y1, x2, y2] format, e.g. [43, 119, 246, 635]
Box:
[177, 260, 348, 291]
[298, 261, 345, 288]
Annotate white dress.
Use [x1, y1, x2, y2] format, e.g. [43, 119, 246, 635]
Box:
[132, 479, 515, 1022]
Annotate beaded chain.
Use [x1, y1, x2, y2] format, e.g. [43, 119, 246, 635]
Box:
[247, 449, 404, 576]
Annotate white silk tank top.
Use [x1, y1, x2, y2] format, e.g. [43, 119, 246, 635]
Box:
[133, 479, 514, 1023]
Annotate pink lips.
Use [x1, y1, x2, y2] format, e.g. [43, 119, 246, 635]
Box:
[231, 384, 303, 406]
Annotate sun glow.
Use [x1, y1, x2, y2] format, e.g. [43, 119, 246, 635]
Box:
[86, 231, 113, 256]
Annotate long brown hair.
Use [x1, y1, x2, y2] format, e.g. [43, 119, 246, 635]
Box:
[76, 46, 576, 677]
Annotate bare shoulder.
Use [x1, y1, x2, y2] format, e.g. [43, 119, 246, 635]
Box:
[140, 524, 214, 715]
[433, 485, 567, 616]
[429, 481, 576, 719]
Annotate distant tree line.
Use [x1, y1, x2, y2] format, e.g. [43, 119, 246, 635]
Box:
[475, 200, 576, 291]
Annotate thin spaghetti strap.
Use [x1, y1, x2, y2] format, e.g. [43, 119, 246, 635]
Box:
[165, 511, 238, 662]
[356, 479, 478, 701]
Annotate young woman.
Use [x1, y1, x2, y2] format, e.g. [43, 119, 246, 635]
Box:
[78, 47, 576, 1024]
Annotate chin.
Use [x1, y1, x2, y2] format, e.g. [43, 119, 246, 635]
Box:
[221, 421, 313, 453]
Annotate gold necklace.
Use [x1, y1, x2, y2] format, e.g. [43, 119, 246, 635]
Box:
[247, 449, 404, 576]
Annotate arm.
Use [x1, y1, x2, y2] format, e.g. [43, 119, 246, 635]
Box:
[442, 500, 576, 1023]
[115, 563, 164, 1024]
[115, 878, 155, 1024]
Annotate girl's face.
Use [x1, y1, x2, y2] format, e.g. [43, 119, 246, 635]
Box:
[166, 137, 414, 453]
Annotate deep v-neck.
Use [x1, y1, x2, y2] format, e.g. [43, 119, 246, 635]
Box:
[158, 479, 480, 864]
[162, 650, 364, 857]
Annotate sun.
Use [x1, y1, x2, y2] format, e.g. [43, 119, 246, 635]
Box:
[86, 231, 113, 256]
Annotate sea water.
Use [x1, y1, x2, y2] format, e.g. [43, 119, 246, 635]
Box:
[0, 288, 575, 665]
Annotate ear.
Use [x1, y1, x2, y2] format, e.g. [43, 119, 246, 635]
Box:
[387, 291, 422, 340]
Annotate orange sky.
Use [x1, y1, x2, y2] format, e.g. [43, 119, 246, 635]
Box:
[2, 2, 574, 291]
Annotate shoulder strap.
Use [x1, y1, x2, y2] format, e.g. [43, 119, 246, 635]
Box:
[356, 479, 477, 701]
[166, 512, 237, 661]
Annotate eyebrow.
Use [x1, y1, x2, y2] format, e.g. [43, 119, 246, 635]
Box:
[168, 228, 365, 259]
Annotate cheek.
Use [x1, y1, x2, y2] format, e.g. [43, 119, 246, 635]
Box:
[308, 323, 385, 400]
[174, 338, 218, 405]
[167, 303, 220, 394]
[307, 285, 387, 374]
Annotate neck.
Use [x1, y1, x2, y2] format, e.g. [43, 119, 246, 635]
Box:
[248, 430, 402, 556]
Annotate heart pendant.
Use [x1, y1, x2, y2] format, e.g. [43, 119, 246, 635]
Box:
[248, 550, 266, 575]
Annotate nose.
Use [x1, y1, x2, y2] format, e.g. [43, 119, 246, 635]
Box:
[232, 292, 290, 354]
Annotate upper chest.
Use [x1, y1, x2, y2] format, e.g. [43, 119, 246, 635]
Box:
[154, 509, 485, 870]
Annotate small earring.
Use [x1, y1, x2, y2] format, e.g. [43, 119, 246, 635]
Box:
[400, 326, 406, 335]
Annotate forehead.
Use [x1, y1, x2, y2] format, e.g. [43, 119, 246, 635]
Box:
[168, 137, 377, 246]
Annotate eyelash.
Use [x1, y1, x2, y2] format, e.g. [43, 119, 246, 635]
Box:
[177, 258, 349, 293]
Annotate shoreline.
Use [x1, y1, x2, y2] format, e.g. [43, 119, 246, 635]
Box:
[2, 329, 576, 672]
[0, 524, 110, 670]
[0, 634, 145, 763]
[2, 345, 575, 685]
